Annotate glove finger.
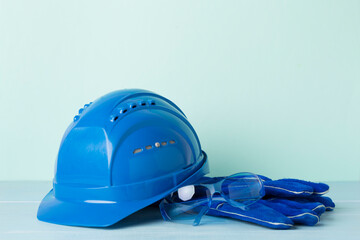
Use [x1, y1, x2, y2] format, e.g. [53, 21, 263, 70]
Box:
[258, 175, 272, 182]
[267, 198, 326, 216]
[264, 180, 314, 198]
[260, 200, 320, 226]
[294, 196, 335, 211]
[208, 201, 293, 229]
[312, 196, 335, 211]
[278, 179, 329, 195]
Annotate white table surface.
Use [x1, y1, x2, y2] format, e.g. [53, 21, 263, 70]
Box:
[0, 181, 359, 240]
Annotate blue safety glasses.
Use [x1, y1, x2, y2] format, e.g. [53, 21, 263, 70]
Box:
[159, 172, 265, 226]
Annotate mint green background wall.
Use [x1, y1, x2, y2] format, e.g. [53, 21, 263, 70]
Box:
[1, 1, 359, 181]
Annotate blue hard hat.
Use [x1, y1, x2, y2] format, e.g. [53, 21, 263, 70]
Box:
[37, 89, 209, 227]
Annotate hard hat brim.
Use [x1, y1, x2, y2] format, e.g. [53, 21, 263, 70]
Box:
[37, 152, 209, 227]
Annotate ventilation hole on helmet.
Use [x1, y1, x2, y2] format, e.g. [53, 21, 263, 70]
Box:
[113, 116, 119, 121]
[121, 109, 127, 114]
[131, 104, 137, 109]
[169, 140, 176, 144]
[141, 102, 146, 106]
[150, 102, 155, 105]
[145, 145, 152, 150]
[133, 148, 142, 154]
[161, 141, 167, 146]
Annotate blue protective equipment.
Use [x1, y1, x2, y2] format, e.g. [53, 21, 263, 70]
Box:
[205, 176, 335, 229]
[37, 89, 209, 227]
[159, 172, 265, 226]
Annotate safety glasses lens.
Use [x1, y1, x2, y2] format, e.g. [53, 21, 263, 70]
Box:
[221, 172, 264, 208]
[159, 185, 211, 226]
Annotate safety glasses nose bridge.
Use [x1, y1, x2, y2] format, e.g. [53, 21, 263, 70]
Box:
[200, 180, 225, 200]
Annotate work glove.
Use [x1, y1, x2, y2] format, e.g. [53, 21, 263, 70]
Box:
[205, 175, 335, 229]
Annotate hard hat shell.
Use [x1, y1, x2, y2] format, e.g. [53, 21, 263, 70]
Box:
[37, 89, 209, 227]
